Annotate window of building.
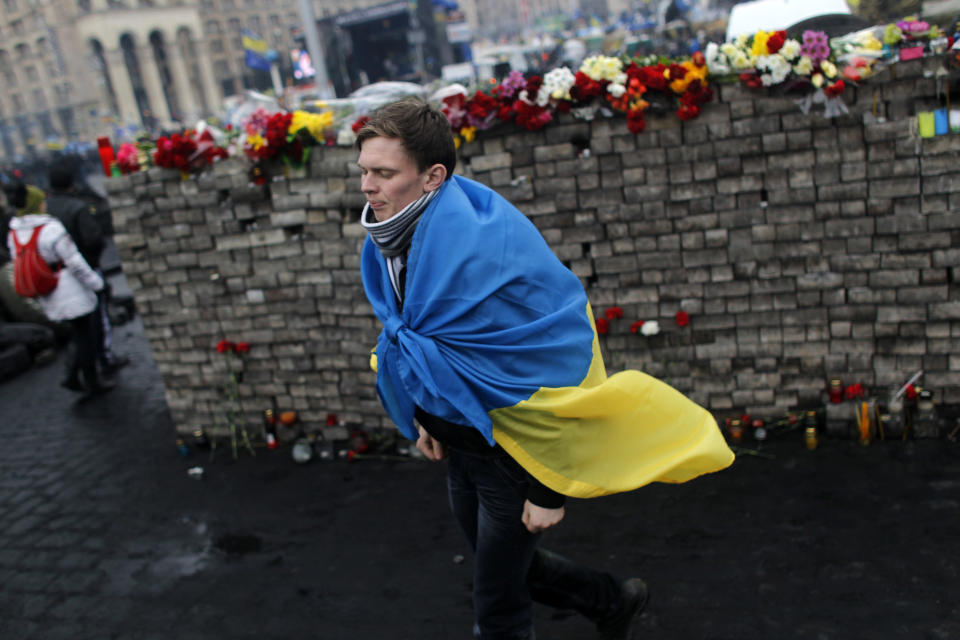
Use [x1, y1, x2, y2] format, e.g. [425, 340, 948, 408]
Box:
[228, 17, 241, 32]
[77, 0, 91, 12]
[5, 0, 19, 12]
[199, 0, 213, 8]
[204, 20, 221, 35]
[209, 39, 223, 54]
[33, 88, 46, 109]
[221, 0, 235, 9]
[0, 50, 8, 68]
[5, 71, 15, 85]
[11, 20, 25, 36]
[12, 94, 25, 111]
[14, 44, 29, 59]
[248, 16, 261, 31]
[24, 65, 37, 81]
[243, 0, 255, 8]
[268, 14, 279, 26]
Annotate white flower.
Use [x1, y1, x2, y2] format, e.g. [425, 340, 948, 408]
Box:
[607, 82, 626, 98]
[720, 43, 739, 59]
[580, 55, 624, 82]
[705, 42, 730, 75]
[756, 54, 790, 85]
[780, 39, 801, 61]
[336, 126, 356, 146]
[793, 56, 813, 76]
[542, 66, 576, 102]
[820, 60, 838, 78]
[734, 34, 750, 49]
[641, 320, 660, 336]
[730, 51, 755, 71]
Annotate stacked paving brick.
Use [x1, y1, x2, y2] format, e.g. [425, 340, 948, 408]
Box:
[106, 55, 960, 438]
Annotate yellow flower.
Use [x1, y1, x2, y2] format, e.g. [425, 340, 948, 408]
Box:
[751, 30, 771, 57]
[289, 110, 333, 142]
[820, 60, 837, 78]
[454, 135, 462, 149]
[670, 60, 708, 94]
[247, 132, 266, 151]
[811, 73, 824, 88]
[461, 126, 476, 143]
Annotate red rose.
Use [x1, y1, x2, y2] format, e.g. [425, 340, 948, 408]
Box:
[626, 108, 645, 134]
[605, 306, 624, 320]
[570, 71, 603, 103]
[596, 317, 609, 335]
[347, 450, 357, 462]
[692, 51, 706, 67]
[326, 412, 338, 426]
[630, 321, 645, 333]
[676, 104, 700, 121]
[766, 31, 787, 54]
[905, 384, 917, 400]
[216, 339, 235, 353]
[675, 310, 690, 327]
[235, 342, 250, 353]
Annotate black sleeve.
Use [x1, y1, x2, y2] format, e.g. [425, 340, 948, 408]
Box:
[73, 203, 105, 262]
[525, 470, 566, 508]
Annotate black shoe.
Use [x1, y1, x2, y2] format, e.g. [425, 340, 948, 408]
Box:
[101, 355, 130, 375]
[596, 578, 649, 640]
[60, 377, 85, 392]
[81, 379, 116, 400]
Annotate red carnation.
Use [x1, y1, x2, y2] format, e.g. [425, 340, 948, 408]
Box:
[216, 339, 235, 353]
[605, 306, 624, 320]
[351, 115, 370, 134]
[626, 108, 645, 134]
[596, 317, 609, 335]
[570, 71, 604, 103]
[630, 321, 645, 333]
[766, 30, 787, 54]
[667, 63, 688, 82]
[824, 80, 846, 98]
[675, 310, 690, 327]
[326, 412, 338, 426]
[235, 342, 250, 353]
[905, 384, 918, 400]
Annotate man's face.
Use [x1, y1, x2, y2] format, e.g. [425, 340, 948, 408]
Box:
[357, 137, 429, 222]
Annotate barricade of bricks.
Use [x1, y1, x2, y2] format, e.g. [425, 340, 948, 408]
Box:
[106, 55, 960, 438]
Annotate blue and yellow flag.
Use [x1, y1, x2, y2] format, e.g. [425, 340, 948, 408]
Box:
[242, 29, 271, 71]
[362, 176, 734, 498]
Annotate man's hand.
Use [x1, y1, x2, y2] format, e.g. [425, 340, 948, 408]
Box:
[416, 425, 446, 461]
[521, 500, 565, 533]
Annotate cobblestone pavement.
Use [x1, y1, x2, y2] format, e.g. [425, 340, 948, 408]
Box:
[1, 308, 959, 639]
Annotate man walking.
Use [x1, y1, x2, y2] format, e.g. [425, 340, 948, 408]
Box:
[357, 98, 733, 640]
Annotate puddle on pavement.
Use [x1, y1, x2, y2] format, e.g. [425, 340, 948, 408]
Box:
[213, 533, 263, 556]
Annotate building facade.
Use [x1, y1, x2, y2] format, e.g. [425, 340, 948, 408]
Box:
[0, 0, 304, 161]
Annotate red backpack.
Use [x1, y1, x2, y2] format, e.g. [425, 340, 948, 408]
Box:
[10, 226, 60, 298]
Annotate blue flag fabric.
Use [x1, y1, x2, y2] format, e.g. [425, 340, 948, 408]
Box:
[362, 175, 595, 444]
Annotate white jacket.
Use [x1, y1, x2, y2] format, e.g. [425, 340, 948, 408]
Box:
[7, 214, 104, 322]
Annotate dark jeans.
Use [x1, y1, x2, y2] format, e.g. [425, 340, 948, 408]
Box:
[66, 311, 100, 385]
[447, 449, 621, 640]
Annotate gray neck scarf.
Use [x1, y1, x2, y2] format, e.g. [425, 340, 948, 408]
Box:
[360, 188, 439, 257]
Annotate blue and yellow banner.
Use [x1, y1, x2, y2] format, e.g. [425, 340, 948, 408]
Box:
[362, 176, 734, 498]
[242, 29, 271, 71]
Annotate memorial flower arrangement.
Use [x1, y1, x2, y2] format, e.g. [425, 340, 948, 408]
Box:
[242, 108, 335, 168]
[438, 53, 715, 143]
[153, 129, 228, 171]
[215, 338, 255, 458]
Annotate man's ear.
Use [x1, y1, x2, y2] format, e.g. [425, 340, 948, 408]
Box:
[423, 163, 447, 192]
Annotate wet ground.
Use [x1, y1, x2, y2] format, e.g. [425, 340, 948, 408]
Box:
[1, 301, 959, 639]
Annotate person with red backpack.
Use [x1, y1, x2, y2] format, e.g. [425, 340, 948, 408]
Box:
[5, 182, 113, 397]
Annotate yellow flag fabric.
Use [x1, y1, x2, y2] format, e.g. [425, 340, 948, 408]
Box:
[491, 309, 735, 498]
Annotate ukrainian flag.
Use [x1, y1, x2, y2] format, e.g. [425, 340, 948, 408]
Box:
[242, 29, 271, 71]
[362, 176, 734, 498]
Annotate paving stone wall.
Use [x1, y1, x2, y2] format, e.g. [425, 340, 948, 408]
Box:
[106, 56, 960, 438]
